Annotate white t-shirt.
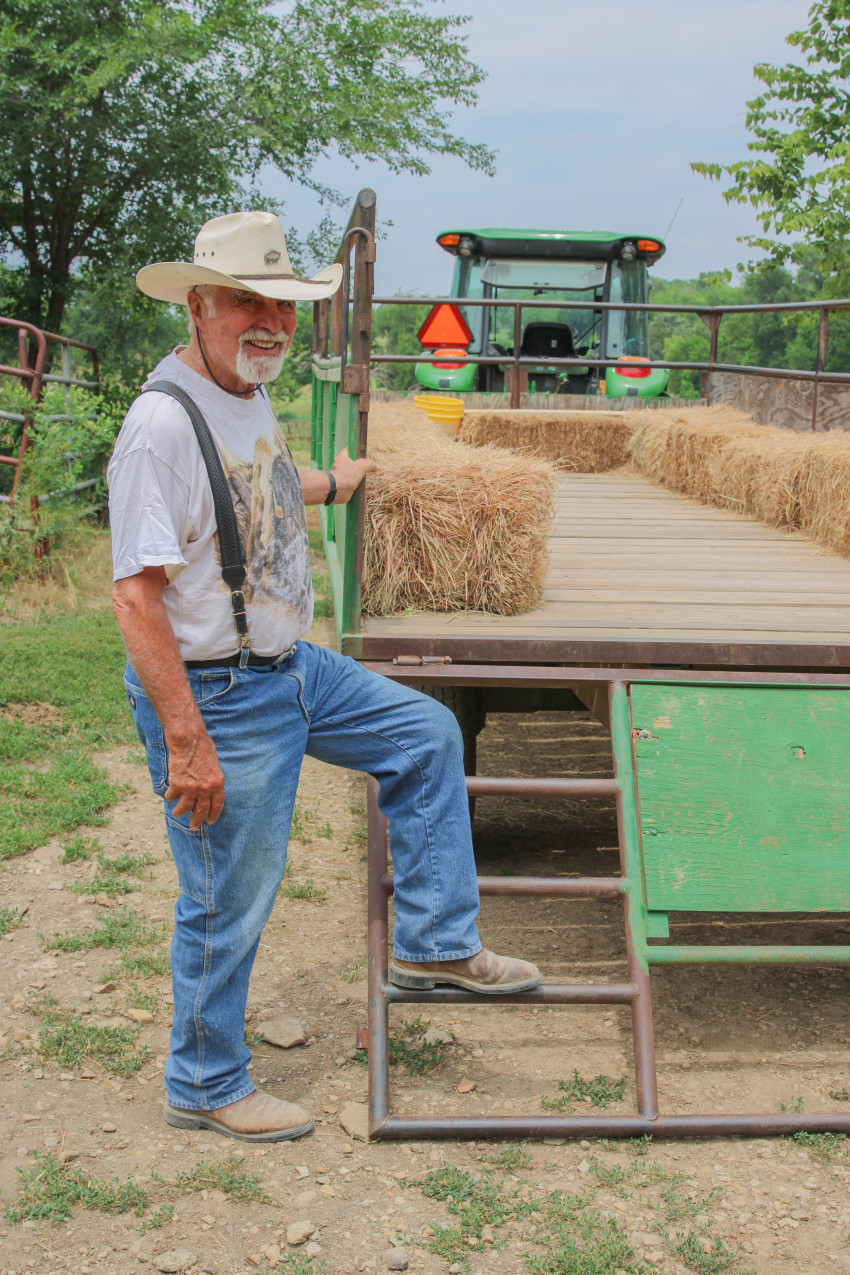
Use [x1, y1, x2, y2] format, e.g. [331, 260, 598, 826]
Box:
[107, 350, 313, 662]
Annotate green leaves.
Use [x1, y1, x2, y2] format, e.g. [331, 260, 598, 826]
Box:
[0, 0, 494, 334]
[692, 1, 850, 291]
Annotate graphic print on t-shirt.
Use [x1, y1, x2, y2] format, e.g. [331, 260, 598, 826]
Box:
[217, 425, 313, 630]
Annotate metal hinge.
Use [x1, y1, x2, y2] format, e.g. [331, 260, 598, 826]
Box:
[392, 655, 453, 666]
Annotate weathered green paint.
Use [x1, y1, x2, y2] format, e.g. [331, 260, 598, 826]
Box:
[630, 683, 850, 914]
[312, 364, 360, 646]
[647, 945, 850, 964]
[646, 912, 670, 939]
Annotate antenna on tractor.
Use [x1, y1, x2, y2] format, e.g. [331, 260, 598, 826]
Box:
[664, 198, 684, 241]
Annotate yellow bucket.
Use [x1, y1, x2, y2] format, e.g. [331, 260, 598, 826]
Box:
[414, 394, 465, 430]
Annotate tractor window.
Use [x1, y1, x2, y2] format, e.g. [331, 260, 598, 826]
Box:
[481, 258, 606, 357]
[452, 257, 485, 352]
[607, 259, 650, 359]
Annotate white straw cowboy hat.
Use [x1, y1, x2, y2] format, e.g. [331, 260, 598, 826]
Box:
[136, 211, 343, 305]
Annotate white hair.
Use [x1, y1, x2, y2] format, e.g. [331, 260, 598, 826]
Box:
[187, 284, 219, 333]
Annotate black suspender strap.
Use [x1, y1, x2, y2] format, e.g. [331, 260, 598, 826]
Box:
[141, 380, 251, 664]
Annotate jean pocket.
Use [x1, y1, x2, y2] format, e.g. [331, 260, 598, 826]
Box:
[124, 679, 169, 797]
[190, 669, 236, 706]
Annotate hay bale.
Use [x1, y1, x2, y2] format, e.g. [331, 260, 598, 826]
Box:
[628, 406, 850, 559]
[362, 421, 557, 616]
[458, 409, 637, 472]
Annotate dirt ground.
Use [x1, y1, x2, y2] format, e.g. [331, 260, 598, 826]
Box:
[2, 618, 850, 1275]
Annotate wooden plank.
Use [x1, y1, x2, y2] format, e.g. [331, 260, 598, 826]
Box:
[630, 683, 850, 911]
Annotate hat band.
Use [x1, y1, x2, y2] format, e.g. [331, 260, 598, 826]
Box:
[231, 272, 298, 281]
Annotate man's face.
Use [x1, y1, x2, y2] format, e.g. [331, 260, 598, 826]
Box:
[192, 286, 297, 388]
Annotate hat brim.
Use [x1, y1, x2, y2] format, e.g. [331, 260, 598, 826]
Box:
[136, 261, 343, 305]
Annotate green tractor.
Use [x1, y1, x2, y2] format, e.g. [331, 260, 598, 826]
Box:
[414, 228, 669, 399]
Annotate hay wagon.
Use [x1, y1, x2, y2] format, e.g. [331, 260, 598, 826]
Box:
[309, 189, 850, 1142]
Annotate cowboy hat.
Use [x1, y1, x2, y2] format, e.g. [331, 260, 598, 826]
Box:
[136, 211, 343, 305]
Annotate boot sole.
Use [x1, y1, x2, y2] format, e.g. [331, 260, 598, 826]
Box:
[389, 963, 542, 995]
[163, 1103, 314, 1142]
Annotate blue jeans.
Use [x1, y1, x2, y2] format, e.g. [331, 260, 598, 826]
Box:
[124, 641, 481, 1110]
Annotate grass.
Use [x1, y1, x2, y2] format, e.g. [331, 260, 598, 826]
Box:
[42, 906, 166, 953]
[489, 1142, 533, 1171]
[5, 1149, 267, 1228]
[339, 960, 365, 983]
[67, 849, 155, 897]
[526, 1193, 649, 1275]
[155, 1155, 270, 1202]
[60, 835, 101, 863]
[4, 1152, 148, 1223]
[35, 996, 150, 1077]
[0, 608, 135, 858]
[672, 1232, 741, 1274]
[414, 1164, 529, 1267]
[275, 1255, 327, 1274]
[829, 1087, 850, 1102]
[280, 876, 328, 902]
[789, 1131, 848, 1163]
[354, 1017, 451, 1076]
[541, 1069, 627, 1112]
[779, 1095, 805, 1113]
[105, 948, 171, 980]
[0, 905, 22, 936]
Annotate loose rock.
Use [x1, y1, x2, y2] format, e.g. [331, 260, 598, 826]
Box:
[456, 1079, 476, 1094]
[258, 1016, 306, 1049]
[93, 982, 118, 995]
[286, 1220, 316, 1246]
[154, 1251, 197, 1273]
[126, 1008, 155, 1024]
[423, 1027, 453, 1046]
[339, 1101, 370, 1141]
[305, 1243, 323, 1258]
[384, 1246, 409, 1271]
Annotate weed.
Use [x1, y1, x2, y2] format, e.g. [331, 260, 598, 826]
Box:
[0, 906, 22, 937]
[629, 1134, 653, 1156]
[384, 1018, 450, 1076]
[125, 986, 159, 1013]
[280, 877, 328, 902]
[673, 1231, 740, 1274]
[415, 1164, 527, 1264]
[789, 1131, 848, 1163]
[123, 750, 147, 765]
[5, 1151, 148, 1223]
[105, 948, 170, 980]
[333, 868, 352, 882]
[35, 998, 150, 1077]
[139, 1203, 174, 1231]
[527, 1193, 643, 1274]
[60, 835, 101, 863]
[344, 826, 367, 850]
[779, 1095, 805, 1113]
[339, 960, 366, 983]
[68, 850, 155, 897]
[43, 906, 166, 953]
[491, 1142, 533, 1171]
[277, 1253, 327, 1273]
[829, 1087, 850, 1102]
[157, 1155, 270, 1202]
[348, 798, 366, 818]
[317, 820, 332, 838]
[589, 1154, 666, 1192]
[660, 1176, 717, 1225]
[541, 1069, 627, 1111]
[245, 1031, 265, 1046]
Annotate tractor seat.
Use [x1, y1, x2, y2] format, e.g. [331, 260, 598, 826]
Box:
[520, 322, 576, 361]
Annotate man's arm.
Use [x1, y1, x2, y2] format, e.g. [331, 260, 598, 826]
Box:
[298, 447, 377, 506]
[112, 567, 224, 830]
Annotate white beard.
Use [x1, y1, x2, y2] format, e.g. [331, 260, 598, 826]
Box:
[236, 329, 292, 384]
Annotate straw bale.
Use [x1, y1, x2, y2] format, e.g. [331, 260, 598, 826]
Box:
[628, 405, 850, 559]
[362, 421, 557, 616]
[458, 409, 638, 472]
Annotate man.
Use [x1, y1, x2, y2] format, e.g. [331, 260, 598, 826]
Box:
[108, 210, 542, 1143]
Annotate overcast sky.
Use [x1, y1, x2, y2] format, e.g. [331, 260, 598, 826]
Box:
[273, 0, 810, 294]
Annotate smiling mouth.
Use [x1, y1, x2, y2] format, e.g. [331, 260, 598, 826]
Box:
[245, 339, 282, 351]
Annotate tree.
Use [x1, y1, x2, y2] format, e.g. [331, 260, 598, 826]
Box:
[692, 1, 850, 292]
[0, 0, 494, 338]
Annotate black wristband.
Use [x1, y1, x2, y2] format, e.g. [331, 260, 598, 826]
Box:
[323, 471, 337, 506]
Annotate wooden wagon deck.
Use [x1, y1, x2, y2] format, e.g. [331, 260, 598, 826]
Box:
[350, 472, 850, 669]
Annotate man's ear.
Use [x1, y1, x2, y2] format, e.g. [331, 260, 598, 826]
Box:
[187, 289, 206, 331]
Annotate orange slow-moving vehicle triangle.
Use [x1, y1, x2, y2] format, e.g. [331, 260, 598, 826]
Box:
[417, 304, 473, 349]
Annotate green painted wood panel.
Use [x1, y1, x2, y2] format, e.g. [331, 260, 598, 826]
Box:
[630, 683, 850, 913]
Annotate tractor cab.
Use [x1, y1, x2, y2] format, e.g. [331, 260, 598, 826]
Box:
[415, 228, 668, 399]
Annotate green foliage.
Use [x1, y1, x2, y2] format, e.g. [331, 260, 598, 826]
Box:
[35, 997, 150, 1076]
[280, 876, 328, 902]
[415, 1164, 528, 1265]
[5, 1152, 148, 1224]
[68, 850, 155, 897]
[0, 0, 493, 336]
[779, 1095, 805, 1113]
[43, 906, 167, 953]
[541, 1070, 627, 1112]
[789, 1130, 848, 1163]
[692, 2, 850, 291]
[156, 1155, 270, 1202]
[354, 1017, 451, 1075]
[105, 948, 171, 980]
[672, 1232, 740, 1275]
[138, 1203, 175, 1232]
[0, 906, 22, 936]
[829, 1087, 850, 1102]
[60, 836, 102, 864]
[526, 1195, 647, 1274]
[371, 298, 431, 391]
[490, 1142, 533, 1171]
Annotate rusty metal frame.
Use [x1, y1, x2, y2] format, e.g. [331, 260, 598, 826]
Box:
[0, 316, 99, 505]
[365, 669, 850, 1140]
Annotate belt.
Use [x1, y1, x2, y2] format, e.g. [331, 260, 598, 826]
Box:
[185, 645, 296, 670]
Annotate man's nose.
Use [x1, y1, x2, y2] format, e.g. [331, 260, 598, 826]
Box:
[256, 299, 287, 330]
